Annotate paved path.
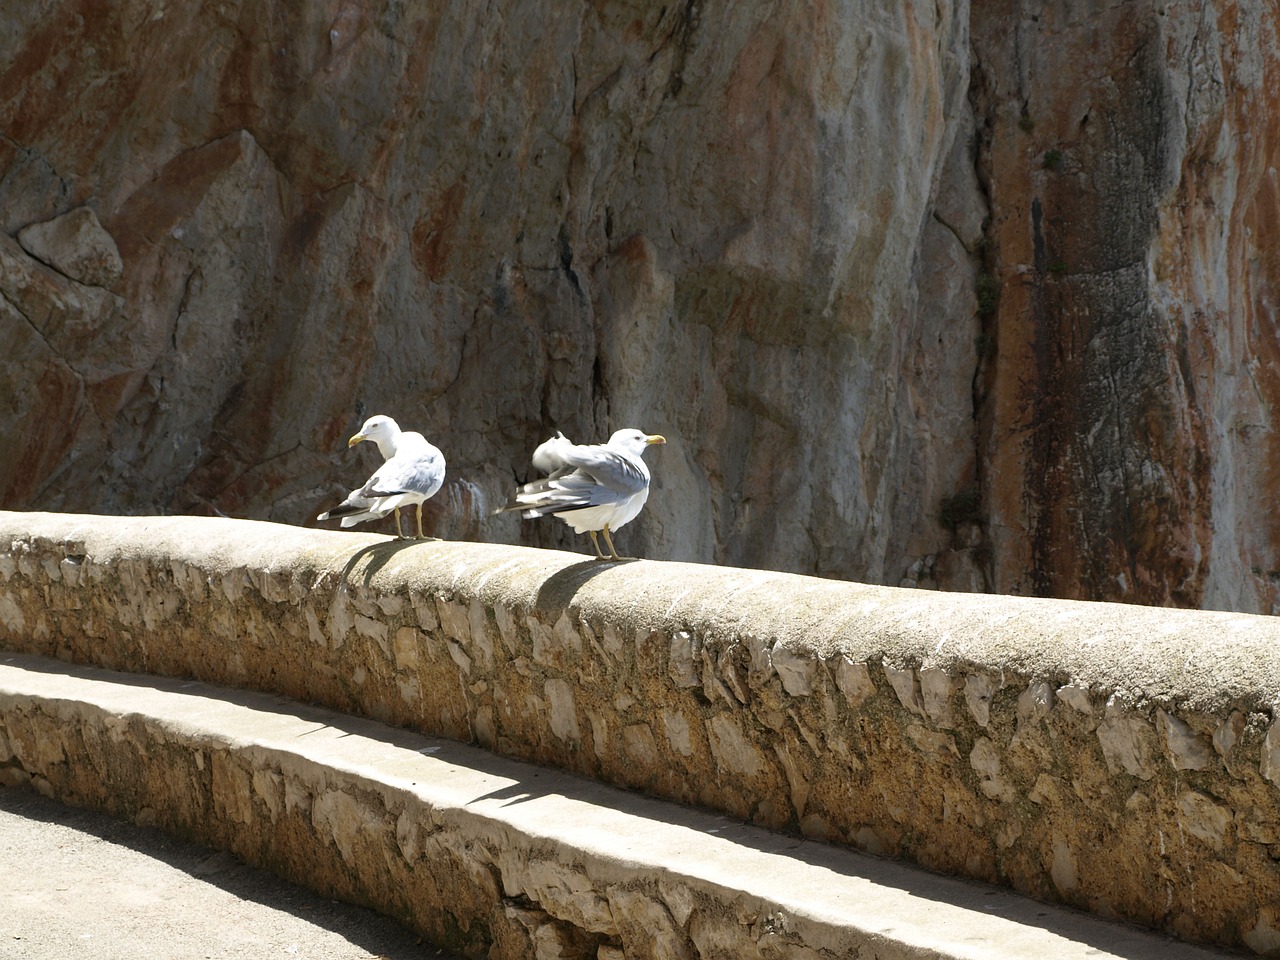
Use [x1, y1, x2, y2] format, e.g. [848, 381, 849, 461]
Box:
[0, 787, 460, 960]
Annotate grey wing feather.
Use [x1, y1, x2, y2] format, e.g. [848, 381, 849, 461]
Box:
[500, 472, 600, 517]
[361, 446, 445, 499]
[558, 446, 648, 495]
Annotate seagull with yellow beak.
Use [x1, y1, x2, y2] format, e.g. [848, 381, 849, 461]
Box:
[317, 415, 445, 539]
[499, 428, 666, 560]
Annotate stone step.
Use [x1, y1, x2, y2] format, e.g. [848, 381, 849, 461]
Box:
[0, 652, 1234, 960]
[5, 512, 1277, 951]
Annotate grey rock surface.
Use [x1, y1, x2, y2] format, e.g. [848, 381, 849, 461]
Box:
[7, 2, 1280, 612]
[16, 206, 123, 289]
[0, 0, 977, 589]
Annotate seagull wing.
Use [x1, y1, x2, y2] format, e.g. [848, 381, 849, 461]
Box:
[499, 444, 646, 517]
[361, 439, 446, 500]
[556, 444, 649, 496]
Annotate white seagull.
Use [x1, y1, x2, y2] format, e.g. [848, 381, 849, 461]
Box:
[500, 428, 666, 560]
[317, 415, 446, 540]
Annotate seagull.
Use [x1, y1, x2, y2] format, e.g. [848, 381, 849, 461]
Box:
[317, 415, 446, 539]
[499, 428, 666, 560]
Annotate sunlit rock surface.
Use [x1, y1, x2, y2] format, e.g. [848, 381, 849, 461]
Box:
[1, 1, 1277, 610]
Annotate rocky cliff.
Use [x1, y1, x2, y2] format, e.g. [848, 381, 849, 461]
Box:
[973, 1, 1280, 611]
[1, 1, 1275, 612]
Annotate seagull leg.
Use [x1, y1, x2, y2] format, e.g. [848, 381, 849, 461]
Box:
[393, 506, 405, 539]
[588, 530, 607, 560]
[416, 503, 425, 540]
[601, 525, 627, 561]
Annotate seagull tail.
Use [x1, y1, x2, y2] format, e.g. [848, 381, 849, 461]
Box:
[319, 504, 361, 521]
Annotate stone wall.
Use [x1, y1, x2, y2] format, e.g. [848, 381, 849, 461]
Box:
[0, 671, 513, 957]
[11, 655, 1195, 960]
[2, 511, 1279, 951]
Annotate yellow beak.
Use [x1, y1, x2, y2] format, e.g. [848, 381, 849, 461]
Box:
[347, 433, 367, 448]
[646, 435, 667, 445]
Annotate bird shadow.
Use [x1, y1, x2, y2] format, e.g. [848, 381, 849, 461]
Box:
[339, 539, 427, 587]
[533, 555, 639, 611]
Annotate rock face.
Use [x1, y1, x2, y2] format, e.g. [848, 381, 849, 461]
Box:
[971, 1, 1280, 610]
[17, 206, 123, 288]
[0, 1, 1275, 611]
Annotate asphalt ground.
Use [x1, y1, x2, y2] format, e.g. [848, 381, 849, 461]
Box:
[0, 786, 463, 960]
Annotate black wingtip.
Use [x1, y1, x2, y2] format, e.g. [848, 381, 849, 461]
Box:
[318, 502, 364, 520]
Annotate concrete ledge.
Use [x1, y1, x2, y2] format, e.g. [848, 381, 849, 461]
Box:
[1, 511, 1280, 952]
[0, 653, 1235, 960]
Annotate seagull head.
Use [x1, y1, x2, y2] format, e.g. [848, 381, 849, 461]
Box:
[608, 429, 667, 458]
[349, 415, 401, 450]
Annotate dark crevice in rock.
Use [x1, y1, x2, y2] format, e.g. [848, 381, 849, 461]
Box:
[660, 0, 699, 99]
